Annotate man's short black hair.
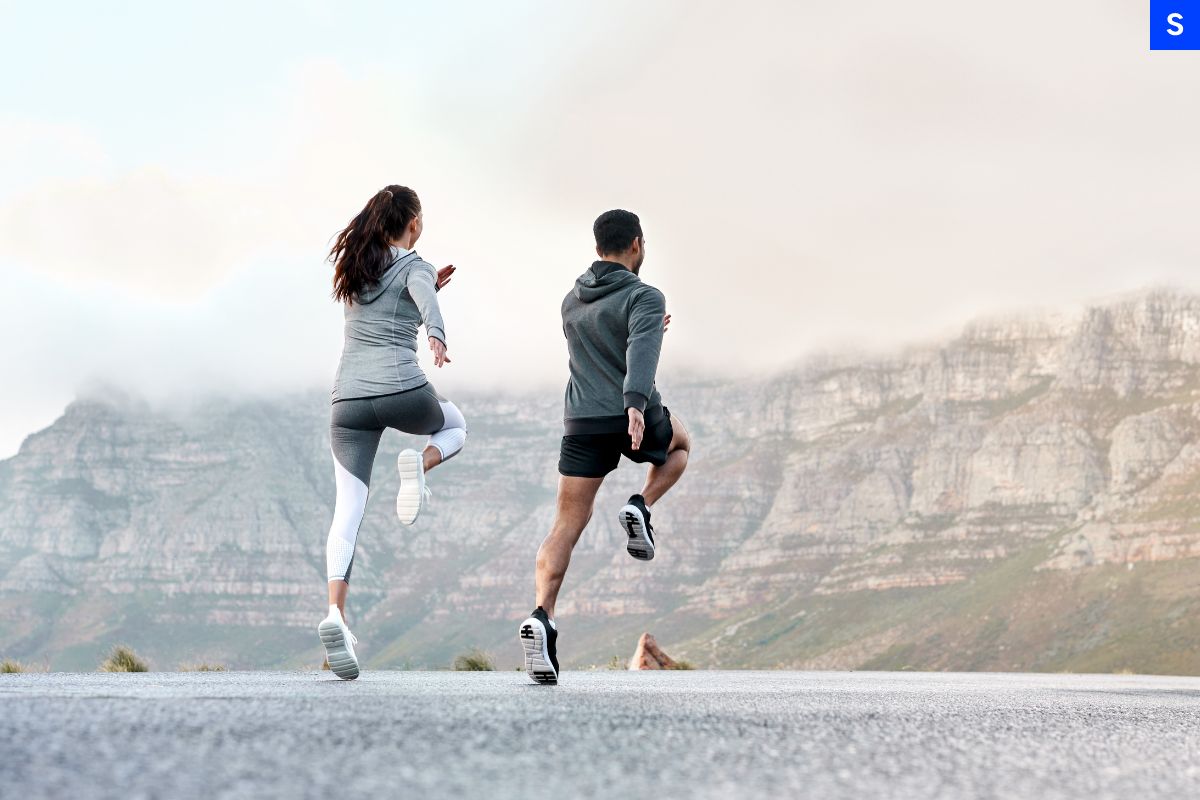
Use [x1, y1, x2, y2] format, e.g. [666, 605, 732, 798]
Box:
[593, 209, 643, 255]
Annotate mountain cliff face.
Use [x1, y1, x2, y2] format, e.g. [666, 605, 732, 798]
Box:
[5, 290, 1200, 673]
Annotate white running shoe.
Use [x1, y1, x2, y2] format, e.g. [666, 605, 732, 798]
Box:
[396, 448, 426, 525]
[318, 605, 360, 680]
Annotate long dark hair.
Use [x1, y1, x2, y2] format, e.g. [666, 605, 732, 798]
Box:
[329, 185, 421, 304]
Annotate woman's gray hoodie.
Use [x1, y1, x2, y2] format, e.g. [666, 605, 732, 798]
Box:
[561, 260, 666, 434]
[332, 246, 446, 401]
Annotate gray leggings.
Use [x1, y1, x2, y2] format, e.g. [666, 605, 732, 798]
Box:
[326, 383, 467, 581]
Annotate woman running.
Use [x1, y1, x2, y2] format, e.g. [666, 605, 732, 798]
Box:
[318, 185, 467, 680]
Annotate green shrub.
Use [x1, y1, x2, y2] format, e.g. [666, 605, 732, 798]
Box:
[607, 655, 626, 670]
[669, 659, 696, 670]
[1, 658, 25, 674]
[100, 646, 149, 673]
[453, 648, 495, 671]
[181, 663, 226, 672]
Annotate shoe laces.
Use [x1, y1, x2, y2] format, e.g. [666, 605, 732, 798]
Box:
[334, 614, 358, 646]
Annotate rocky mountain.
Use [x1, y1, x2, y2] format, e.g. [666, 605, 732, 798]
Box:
[6, 289, 1200, 674]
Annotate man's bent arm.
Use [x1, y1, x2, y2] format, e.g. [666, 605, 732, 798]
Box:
[623, 288, 666, 411]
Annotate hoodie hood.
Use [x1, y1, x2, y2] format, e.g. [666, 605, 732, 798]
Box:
[357, 247, 420, 304]
[574, 261, 639, 303]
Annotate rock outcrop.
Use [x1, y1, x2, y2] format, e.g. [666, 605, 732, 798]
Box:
[6, 289, 1200, 673]
[628, 633, 678, 670]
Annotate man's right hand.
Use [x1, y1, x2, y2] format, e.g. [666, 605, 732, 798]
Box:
[627, 407, 645, 451]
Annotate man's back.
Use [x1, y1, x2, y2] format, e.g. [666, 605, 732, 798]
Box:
[522, 208, 692, 687]
[561, 260, 666, 434]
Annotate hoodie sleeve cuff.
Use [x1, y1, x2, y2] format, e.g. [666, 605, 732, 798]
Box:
[623, 392, 648, 413]
[427, 327, 447, 346]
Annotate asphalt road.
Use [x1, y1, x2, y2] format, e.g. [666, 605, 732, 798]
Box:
[3, 670, 1200, 799]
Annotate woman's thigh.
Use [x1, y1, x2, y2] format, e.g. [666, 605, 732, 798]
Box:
[330, 399, 385, 485]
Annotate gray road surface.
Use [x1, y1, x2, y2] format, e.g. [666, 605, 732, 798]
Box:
[2, 670, 1199, 799]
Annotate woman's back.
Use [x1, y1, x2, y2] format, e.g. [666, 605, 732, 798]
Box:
[333, 245, 446, 401]
[321, 185, 468, 681]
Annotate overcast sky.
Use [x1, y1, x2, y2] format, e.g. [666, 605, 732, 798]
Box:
[2, 0, 1198, 457]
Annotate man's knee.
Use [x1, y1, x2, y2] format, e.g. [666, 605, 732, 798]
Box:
[535, 547, 556, 572]
[670, 417, 692, 454]
[548, 514, 589, 543]
[537, 519, 585, 575]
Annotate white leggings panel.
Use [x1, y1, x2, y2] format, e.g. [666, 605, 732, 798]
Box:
[326, 398, 464, 582]
[326, 454, 369, 582]
[428, 399, 467, 462]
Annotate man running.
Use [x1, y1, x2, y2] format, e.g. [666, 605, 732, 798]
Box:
[519, 209, 691, 685]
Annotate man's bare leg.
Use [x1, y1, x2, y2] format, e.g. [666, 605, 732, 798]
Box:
[535, 475, 604, 618]
[641, 415, 691, 506]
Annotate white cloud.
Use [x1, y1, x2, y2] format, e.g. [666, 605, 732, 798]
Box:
[0, 167, 272, 298]
[4, 1, 1200, 456]
[0, 58, 568, 302]
[0, 117, 111, 191]
[0, 58, 583, 455]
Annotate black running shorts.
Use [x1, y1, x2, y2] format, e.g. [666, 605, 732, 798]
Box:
[559, 407, 675, 478]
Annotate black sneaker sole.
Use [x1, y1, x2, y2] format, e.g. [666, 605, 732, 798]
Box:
[619, 504, 655, 561]
[518, 617, 557, 685]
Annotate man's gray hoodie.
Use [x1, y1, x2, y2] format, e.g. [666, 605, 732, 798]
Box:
[561, 260, 666, 434]
[332, 246, 446, 401]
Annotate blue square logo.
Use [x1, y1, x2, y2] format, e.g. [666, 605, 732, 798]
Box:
[1152, 0, 1200, 49]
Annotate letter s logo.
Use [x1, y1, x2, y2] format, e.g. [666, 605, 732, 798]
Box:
[1168, 12, 1184, 35]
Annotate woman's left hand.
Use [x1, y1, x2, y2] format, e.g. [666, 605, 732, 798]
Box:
[436, 265, 456, 290]
[430, 336, 451, 367]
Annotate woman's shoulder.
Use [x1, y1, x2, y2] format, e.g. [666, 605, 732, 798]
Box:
[408, 254, 438, 277]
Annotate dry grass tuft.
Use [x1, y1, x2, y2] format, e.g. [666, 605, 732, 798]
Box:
[100, 646, 149, 673]
[453, 648, 495, 671]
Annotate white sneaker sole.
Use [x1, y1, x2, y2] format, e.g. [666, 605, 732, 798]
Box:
[396, 450, 425, 526]
[518, 617, 557, 685]
[619, 504, 655, 561]
[318, 619, 360, 680]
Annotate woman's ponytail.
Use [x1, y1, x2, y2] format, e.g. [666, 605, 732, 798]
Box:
[329, 185, 421, 304]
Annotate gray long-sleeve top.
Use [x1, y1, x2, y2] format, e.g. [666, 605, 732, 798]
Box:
[561, 260, 666, 434]
[331, 246, 446, 401]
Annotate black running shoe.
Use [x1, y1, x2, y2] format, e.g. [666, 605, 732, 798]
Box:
[519, 607, 558, 685]
[619, 494, 656, 561]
